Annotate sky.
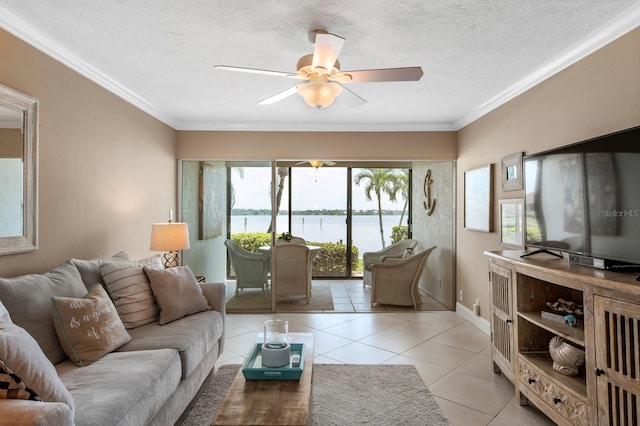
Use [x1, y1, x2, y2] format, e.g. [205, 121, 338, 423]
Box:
[231, 166, 406, 211]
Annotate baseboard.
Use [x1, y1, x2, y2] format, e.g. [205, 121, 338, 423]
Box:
[456, 302, 490, 336]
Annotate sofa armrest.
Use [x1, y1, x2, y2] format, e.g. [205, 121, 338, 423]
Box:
[200, 282, 225, 313]
[0, 399, 73, 426]
[200, 282, 226, 356]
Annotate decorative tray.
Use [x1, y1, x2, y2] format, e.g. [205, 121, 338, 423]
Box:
[241, 343, 305, 381]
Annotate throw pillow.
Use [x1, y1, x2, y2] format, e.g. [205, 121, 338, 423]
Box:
[0, 360, 41, 401]
[136, 254, 163, 269]
[0, 260, 88, 364]
[144, 266, 211, 325]
[0, 320, 74, 411]
[100, 261, 159, 329]
[50, 285, 132, 367]
[71, 251, 131, 290]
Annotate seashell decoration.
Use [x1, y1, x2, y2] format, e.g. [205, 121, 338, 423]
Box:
[549, 336, 585, 376]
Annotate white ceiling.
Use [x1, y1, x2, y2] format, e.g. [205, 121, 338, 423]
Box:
[1, 1, 639, 132]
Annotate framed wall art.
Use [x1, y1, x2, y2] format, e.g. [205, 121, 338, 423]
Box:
[501, 152, 523, 191]
[464, 163, 494, 232]
[499, 198, 524, 248]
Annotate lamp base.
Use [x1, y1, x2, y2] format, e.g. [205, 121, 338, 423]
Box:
[161, 251, 181, 268]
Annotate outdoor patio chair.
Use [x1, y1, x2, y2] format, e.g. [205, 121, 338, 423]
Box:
[362, 239, 418, 287]
[224, 239, 270, 295]
[274, 243, 312, 303]
[370, 245, 437, 310]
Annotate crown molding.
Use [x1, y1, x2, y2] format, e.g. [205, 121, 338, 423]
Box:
[455, 3, 640, 130]
[2, 4, 638, 133]
[174, 121, 457, 132]
[0, 5, 178, 129]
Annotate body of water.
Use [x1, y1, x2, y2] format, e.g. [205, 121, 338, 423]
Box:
[230, 214, 406, 255]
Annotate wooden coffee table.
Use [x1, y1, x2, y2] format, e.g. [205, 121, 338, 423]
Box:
[211, 332, 314, 426]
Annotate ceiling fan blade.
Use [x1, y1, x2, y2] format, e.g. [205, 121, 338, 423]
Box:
[338, 83, 367, 107]
[257, 86, 298, 105]
[324, 161, 336, 166]
[214, 65, 297, 79]
[337, 66, 424, 83]
[311, 32, 345, 72]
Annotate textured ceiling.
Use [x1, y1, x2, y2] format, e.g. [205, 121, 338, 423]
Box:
[0, 1, 639, 131]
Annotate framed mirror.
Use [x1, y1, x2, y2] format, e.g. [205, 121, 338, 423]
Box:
[0, 83, 38, 255]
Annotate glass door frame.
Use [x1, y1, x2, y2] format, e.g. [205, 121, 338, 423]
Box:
[274, 161, 412, 279]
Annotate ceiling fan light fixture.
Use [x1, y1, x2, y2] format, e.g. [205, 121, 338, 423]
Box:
[308, 160, 324, 168]
[296, 82, 342, 109]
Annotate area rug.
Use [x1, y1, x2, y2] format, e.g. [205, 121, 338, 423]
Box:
[180, 364, 448, 426]
[225, 285, 334, 312]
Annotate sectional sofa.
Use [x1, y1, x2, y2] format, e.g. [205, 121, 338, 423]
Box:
[0, 252, 225, 426]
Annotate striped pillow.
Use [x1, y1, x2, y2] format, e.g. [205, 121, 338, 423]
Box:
[100, 261, 159, 329]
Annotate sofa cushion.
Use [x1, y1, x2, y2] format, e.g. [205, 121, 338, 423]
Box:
[57, 348, 181, 426]
[118, 310, 223, 379]
[0, 320, 74, 411]
[70, 251, 130, 290]
[0, 359, 41, 401]
[100, 261, 159, 329]
[144, 266, 211, 325]
[0, 261, 88, 364]
[51, 285, 132, 367]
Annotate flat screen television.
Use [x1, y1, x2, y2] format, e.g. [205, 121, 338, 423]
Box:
[523, 125, 640, 269]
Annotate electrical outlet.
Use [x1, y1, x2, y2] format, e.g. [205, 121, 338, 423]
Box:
[458, 290, 463, 302]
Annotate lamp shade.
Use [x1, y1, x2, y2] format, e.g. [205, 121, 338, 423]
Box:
[296, 82, 341, 109]
[150, 223, 190, 251]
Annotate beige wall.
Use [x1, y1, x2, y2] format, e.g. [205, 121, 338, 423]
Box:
[0, 29, 176, 277]
[456, 28, 640, 319]
[176, 131, 457, 160]
[413, 161, 456, 309]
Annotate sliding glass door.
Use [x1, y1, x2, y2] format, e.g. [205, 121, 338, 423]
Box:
[226, 162, 274, 311]
[289, 165, 350, 277]
[351, 167, 411, 277]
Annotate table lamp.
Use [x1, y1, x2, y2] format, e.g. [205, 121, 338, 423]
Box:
[150, 220, 190, 268]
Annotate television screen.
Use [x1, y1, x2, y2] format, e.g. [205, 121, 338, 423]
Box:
[524, 126, 640, 266]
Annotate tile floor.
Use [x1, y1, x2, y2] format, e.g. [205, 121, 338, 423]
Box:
[217, 311, 555, 426]
[226, 279, 450, 312]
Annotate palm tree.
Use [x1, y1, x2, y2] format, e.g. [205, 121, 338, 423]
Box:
[267, 167, 288, 233]
[228, 167, 245, 209]
[395, 169, 409, 226]
[354, 168, 399, 248]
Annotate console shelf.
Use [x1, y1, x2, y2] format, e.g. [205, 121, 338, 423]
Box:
[487, 250, 640, 426]
[517, 311, 585, 346]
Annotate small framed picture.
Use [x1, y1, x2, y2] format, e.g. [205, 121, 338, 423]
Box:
[501, 152, 523, 191]
[499, 198, 524, 249]
[464, 164, 493, 232]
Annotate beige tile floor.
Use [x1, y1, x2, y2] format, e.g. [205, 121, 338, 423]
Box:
[217, 310, 555, 425]
[226, 279, 450, 312]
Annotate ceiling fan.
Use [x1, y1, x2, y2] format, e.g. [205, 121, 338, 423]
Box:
[296, 160, 336, 169]
[214, 30, 423, 109]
